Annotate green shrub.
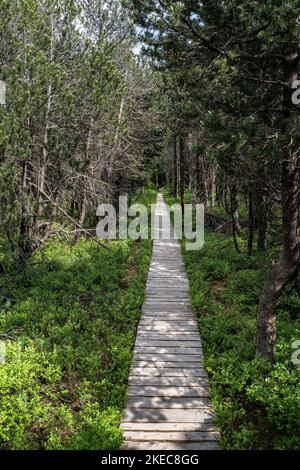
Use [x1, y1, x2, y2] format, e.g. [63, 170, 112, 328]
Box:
[201, 258, 231, 281]
[221, 269, 265, 307]
[0, 190, 155, 449]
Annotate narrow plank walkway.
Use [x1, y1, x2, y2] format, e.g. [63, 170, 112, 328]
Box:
[121, 192, 220, 450]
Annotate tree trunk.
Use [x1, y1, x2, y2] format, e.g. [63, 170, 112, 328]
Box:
[231, 182, 242, 234]
[224, 184, 230, 214]
[75, 116, 94, 240]
[35, 12, 54, 232]
[257, 195, 267, 251]
[179, 135, 185, 223]
[230, 182, 242, 253]
[18, 161, 32, 260]
[108, 70, 128, 183]
[256, 50, 300, 360]
[248, 191, 254, 256]
[173, 134, 178, 197]
[209, 167, 216, 207]
[195, 143, 208, 204]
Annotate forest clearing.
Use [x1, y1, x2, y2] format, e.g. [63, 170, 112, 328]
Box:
[0, 0, 299, 454]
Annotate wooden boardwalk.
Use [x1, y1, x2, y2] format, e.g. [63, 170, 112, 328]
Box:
[121, 193, 220, 450]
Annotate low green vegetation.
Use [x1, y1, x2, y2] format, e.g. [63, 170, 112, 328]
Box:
[164, 188, 300, 450]
[0, 189, 156, 450]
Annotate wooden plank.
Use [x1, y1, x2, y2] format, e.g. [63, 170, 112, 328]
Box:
[134, 347, 203, 355]
[133, 354, 203, 362]
[143, 304, 190, 309]
[145, 293, 189, 297]
[123, 431, 219, 442]
[123, 408, 216, 423]
[144, 298, 189, 302]
[138, 320, 196, 325]
[127, 386, 210, 398]
[143, 304, 191, 309]
[146, 288, 188, 291]
[126, 396, 212, 408]
[138, 320, 197, 327]
[122, 441, 219, 450]
[136, 333, 200, 338]
[135, 340, 202, 346]
[138, 328, 199, 332]
[149, 270, 186, 274]
[135, 339, 201, 346]
[146, 276, 189, 289]
[128, 377, 208, 387]
[136, 339, 201, 344]
[145, 292, 188, 296]
[143, 306, 191, 312]
[141, 312, 192, 316]
[134, 340, 201, 347]
[130, 368, 207, 377]
[137, 328, 199, 333]
[121, 422, 217, 432]
[140, 316, 192, 321]
[133, 361, 203, 368]
[124, 441, 219, 450]
[137, 326, 199, 332]
[142, 311, 191, 316]
[140, 315, 198, 328]
[137, 325, 198, 331]
[144, 293, 189, 296]
[147, 276, 187, 280]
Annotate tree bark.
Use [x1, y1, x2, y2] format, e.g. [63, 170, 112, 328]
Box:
[248, 191, 254, 256]
[230, 182, 242, 234]
[18, 161, 32, 260]
[256, 50, 300, 360]
[230, 182, 242, 253]
[179, 135, 185, 223]
[224, 184, 230, 214]
[209, 167, 216, 207]
[254, 192, 268, 251]
[173, 134, 178, 197]
[108, 70, 128, 183]
[35, 12, 54, 231]
[195, 143, 208, 204]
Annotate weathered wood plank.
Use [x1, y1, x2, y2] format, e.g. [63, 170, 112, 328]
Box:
[141, 310, 192, 315]
[122, 408, 216, 423]
[133, 354, 203, 362]
[122, 441, 219, 450]
[136, 333, 201, 340]
[137, 326, 199, 332]
[140, 316, 192, 321]
[127, 385, 210, 398]
[130, 368, 207, 377]
[125, 396, 212, 408]
[128, 377, 209, 387]
[132, 361, 203, 368]
[138, 320, 196, 325]
[121, 422, 217, 432]
[134, 347, 203, 355]
[138, 320, 197, 327]
[134, 340, 201, 347]
[123, 431, 219, 442]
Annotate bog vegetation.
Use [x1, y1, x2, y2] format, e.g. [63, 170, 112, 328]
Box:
[0, 0, 299, 450]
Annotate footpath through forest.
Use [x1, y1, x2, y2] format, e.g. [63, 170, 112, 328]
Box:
[121, 193, 220, 450]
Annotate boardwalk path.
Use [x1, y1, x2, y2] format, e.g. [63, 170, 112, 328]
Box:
[121, 193, 220, 450]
